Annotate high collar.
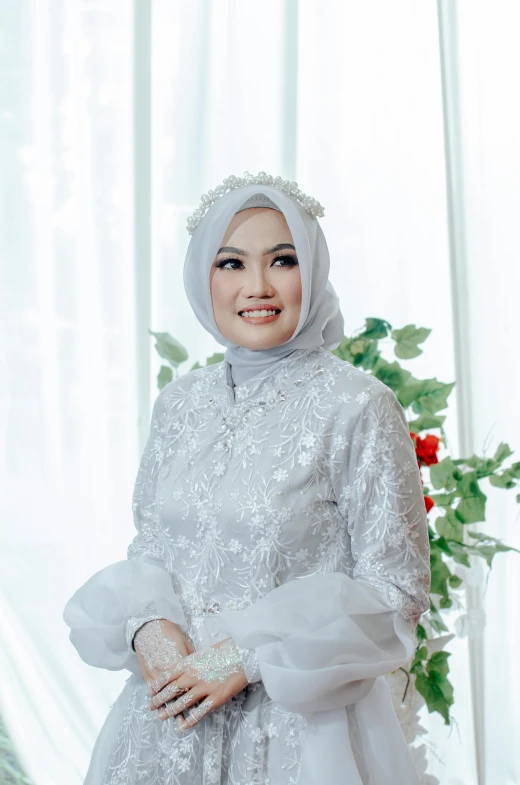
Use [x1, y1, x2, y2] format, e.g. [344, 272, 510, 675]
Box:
[221, 347, 323, 406]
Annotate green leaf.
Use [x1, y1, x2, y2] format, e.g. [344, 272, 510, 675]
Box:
[460, 454, 484, 470]
[392, 324, 432, 359]
[489, 470, 517, 489]
[435, 512, 464, 542]
[430, 553, 451, 602]
[415, 671, 453, 724]
[444, 540, 471, 567]
[410, 645, 428, 675]
[372, 359, 411, 391]
[493, 442, 513, 463]
[516, 493, 520, 504]
[411, 378, 456, 415]
[455, 472, 487, 523]
[149, 330, 189, 366]
[397, 378, 429, 409]
[415, 623, 427, 641]
[430, 492, 457, 508]
[448, 574, 463, 588]
[465, 531, 520, 566]
[350, 338, 368, 357]
[360, 318, 391, 339]
[433, 536, 455, 557]
[408, 414, 446, 433]
[429, 598, 449, 633]
[427, 651, 451, 678]
[357, 340, 382, 372]
[430, 457, 458, 491]
[157, 364, 173, 390]
[331, 338, 354, 363]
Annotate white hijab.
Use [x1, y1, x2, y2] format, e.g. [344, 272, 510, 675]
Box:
[183, 184, 345, 386]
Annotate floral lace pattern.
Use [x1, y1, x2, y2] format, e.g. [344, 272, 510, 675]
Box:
[235, 646, 262, 684]
[125, 602, 163, 651]
[98, 346, 430, 785]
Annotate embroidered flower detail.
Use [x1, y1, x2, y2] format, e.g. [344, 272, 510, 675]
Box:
[273, 468, 288, 483]
[301, 433, 316, 448]
[355, 390, 371, 405]
[333, 434, 348, 451]
[265, 722, 279, 739]
[228, 539, 243, 554]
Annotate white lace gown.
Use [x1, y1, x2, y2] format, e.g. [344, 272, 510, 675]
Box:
[64, 346, 431, 785]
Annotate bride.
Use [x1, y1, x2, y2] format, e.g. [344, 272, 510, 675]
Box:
[64, 172, 431, 785]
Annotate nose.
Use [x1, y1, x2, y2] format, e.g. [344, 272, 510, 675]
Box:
[242, 265, 275, 297]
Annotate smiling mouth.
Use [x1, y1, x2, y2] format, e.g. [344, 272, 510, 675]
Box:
[238, 308, 281, 317]
[237, 309, 282, 323]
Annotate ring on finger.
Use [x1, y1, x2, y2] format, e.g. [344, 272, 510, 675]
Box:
[151, 679, 185, 710]
[160, 691, 194, 720]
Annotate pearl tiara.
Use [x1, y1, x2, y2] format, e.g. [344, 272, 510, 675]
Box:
[186, 171, 325, 234]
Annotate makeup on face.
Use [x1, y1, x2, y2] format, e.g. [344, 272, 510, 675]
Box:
[209, 208, 302, 351]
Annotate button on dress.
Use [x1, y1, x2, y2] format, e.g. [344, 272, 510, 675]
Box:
[64, 346, 431, 785]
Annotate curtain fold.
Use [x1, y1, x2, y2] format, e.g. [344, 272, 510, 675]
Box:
[1, 1, 518, 783]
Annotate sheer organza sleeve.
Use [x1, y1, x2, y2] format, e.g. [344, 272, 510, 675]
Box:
[63, 391, 187, 675]
[214, 384, 431, 716]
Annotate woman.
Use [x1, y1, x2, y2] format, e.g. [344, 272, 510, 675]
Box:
[64, 172, 431, 785]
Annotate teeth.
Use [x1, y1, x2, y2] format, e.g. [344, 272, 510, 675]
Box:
[239, 310, 279, 318]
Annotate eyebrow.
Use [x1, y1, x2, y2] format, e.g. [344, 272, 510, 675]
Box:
[216, 243, 296, 256]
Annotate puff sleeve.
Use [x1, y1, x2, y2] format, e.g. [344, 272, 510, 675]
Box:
[214, 383, 431, 716]
[63, 391, 188, 675]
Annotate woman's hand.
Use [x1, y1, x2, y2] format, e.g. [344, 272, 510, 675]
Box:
[134, 619, 195, 689]
[147, 637, 248, 729]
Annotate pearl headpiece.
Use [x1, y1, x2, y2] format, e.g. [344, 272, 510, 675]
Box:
[186, 171, 325, 234]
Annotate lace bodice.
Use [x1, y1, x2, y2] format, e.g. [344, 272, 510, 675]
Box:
[129, 346, 429, 627]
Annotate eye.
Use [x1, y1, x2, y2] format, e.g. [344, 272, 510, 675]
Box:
[272, 255, 299, 268]
[215, 255, 299, 270]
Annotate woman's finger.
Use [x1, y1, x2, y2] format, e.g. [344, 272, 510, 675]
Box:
[149, 664, 185, 696]
[178, 697, 216, 730]
[157, 687, 203, 720]
[149, 676, 192, 710]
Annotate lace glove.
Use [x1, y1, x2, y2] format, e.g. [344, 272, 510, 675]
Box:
[125, 602, 164, 652]
[235, 645, 262, 684]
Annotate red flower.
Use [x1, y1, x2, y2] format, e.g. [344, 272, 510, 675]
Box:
[415, 434, 440, 466]
[424, 495, 435, 514]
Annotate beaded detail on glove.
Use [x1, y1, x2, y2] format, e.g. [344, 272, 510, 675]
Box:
[186, 171, 325, 234]
[187, 637, 244, 684]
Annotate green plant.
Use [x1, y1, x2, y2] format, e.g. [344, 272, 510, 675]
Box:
[152, 318, 520, 725]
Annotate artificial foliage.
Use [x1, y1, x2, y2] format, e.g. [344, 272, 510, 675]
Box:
[152, 318, 520, 729]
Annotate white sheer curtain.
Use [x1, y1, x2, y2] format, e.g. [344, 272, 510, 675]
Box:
[1, 1, 518, 784]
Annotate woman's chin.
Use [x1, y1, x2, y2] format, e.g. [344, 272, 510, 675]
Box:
[232, 332, 291, 351]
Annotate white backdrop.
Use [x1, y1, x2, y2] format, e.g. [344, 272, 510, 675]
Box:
[0, 1, 519, 784]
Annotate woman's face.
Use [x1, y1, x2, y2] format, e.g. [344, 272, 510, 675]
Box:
[209, 207, 302, 351]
